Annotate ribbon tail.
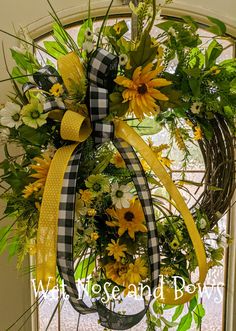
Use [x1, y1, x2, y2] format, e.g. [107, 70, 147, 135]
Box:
[36, 143, 78, 289]
[114, 119, 208, 305]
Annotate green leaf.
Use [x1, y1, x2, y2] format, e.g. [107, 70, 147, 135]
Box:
[182, 16, 198, 31]
[205, 40, 223, 69]
[194, 304, 205, 318]
[44, 41, 68, 59]
[0, 226, 11, 255]
[130, 32, 158, 67]
[177, 312, 192, 331]
[156, 21, 176, 32]
[8, 236, 19, 259]
[172, 304, 184, 321]
[77, 19, 93, 47]
[160, 317, 178, 328]
[18, 126, 49, 146]
[12, 67, 28, 84]
[130, 118, 162, 136]
[189, 296, 198, 311]
[188, 77, 201, 97]
[74, 257, 95, 279]
[10, 49, 29, 71]
[53, 23, 69, 45]
[207, 17, 226, 36]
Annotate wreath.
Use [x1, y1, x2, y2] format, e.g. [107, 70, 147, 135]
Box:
[0, 0, 235, 330]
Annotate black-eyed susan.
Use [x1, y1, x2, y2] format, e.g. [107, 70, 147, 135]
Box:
[106, 239, 127, 262]
[106, 200, 147, 239]
[50, 83, 64, 97]
[104, 261, 128, 286]
[110, 151, 126, 169]
[114, 63, 172, 120]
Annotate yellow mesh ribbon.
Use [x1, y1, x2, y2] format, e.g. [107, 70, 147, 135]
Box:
[36, 111, 92, 289]
[114, 119, 208, 304]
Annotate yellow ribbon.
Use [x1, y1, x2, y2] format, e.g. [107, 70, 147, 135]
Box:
[36, 111, 92, 288]
[114, 120, 208, 304]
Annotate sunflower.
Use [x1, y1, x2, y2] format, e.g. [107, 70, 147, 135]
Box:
[126, 258, 148, 284]
[106, 200, 147, 239]
[50, 83, 64, 97]
[114, 63, 172, 120]
[106, 239, 127, 262]
[30, 154, 52, 185]
[85, 174, 110, 196]
[79, 189, 93, 204]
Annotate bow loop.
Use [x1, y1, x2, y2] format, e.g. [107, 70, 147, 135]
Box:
[23, 65, 66, 113]
[88, 48, 118, 145]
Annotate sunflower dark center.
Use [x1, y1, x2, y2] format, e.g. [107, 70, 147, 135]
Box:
[138, 84, 148, 95]
[124, 211, 135, 222]
[116, 190, 124, 198]
[92, 183, 101, 192]
[31, 110, 40, 119]
[12, 113, 20, 122]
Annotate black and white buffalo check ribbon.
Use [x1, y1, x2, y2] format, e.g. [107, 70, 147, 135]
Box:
[56, 48, 160, 329]
[23, 65, 66, 113]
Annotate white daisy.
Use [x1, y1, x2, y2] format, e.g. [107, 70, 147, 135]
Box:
[0, 127, 10, 143]
[111, 182, 133, 209]
[190, 101, 202, 114]
[85, 28, 93, 41]
[83, 41, 94, 53]
[168, 27, 177, 38]
[199, 218, 207, 230]
[0, 102, 23, 129]
[119, 54, 128, 66]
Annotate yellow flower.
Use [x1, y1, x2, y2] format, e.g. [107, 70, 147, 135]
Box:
[194, 126, 203, 140]
[22, 181, 43, 199]
[170, 237, 180, 250]
[30, 153, 51, 185]
[104, 261, 128, 286]
[126, 258, 148, 284]
[91, 232, 99, 241]
[114, 63, 172, 120]
[79, 189, 93, 204]
[185, 119, 194, 127]
[160, 266, 175, 276]
[50, 83, 64, 97]
[110, 152, 126, 168]
[87, 208, 97, 217]
[106, 239, 127, 262]
[147, 139, 172, 168]
[106, 200, 147, 239]
[113, 22, 122, 34]
[210, 66, 221, 75]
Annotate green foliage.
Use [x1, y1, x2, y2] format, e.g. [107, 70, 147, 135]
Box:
[130, 32, 158, 67]
[44, 40, 68, 59]
[206, 17, 226, 36]
[77, 19, 93, 47]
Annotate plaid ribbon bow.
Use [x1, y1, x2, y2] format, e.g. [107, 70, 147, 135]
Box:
[23, 65, 66, 113]
[55, 48, 160, 330]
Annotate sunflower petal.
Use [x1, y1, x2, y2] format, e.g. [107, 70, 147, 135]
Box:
[114, 76, 134, 88]
[149, 88, 169, 101]
[148, 78, 172, 88]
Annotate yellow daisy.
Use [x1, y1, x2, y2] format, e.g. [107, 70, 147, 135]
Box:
[106, 239, 127, 262]
[126, 258, 148, 284]
[30, 153, 52, 185]
[79, 189, 93, 204]
[50, 83, 64, 97]
[110, 151, 126, 169]
[106, 200, 147, 239]
[194, 126, 203, 140]
[22, 181, 43, 199]
[114, 63, 172, 120]
[104, 261, 128, 286]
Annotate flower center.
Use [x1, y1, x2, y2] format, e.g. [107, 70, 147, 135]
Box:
[92, 183, 101, 192]
[12, 113, 20, 122]
[138, 84, 148, 95]
[124, 211, 135, 222]
[116, 190, 124, 198]
[31, 110, 40, 119]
